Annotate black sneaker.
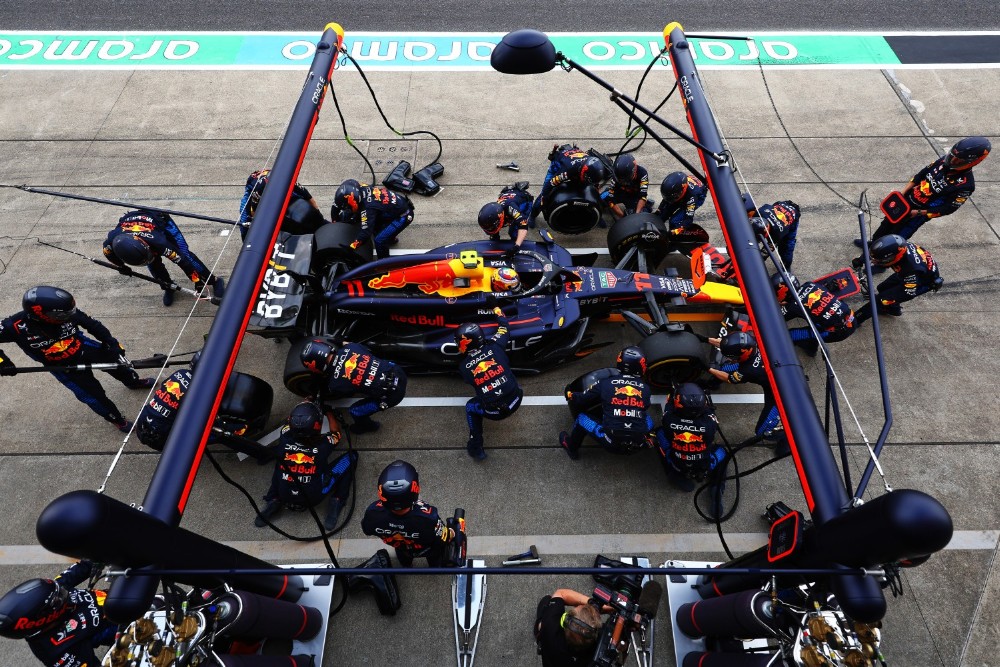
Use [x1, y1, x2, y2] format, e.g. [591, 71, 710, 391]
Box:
[324, 498, 345, 531]
[113, 418, 132, 433]
[211, 277, 226, 300]
[852, 238, 865, 248]
[466, 437, 487, 461]
[254, 500, 282, 528]
[162, 290, 174, 307]
[559, 431, 580, 460]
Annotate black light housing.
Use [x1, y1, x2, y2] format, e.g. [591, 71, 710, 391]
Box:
[490, 29, 557, 74]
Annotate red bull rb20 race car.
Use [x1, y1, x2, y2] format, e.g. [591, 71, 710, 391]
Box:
[246, 223, 743, 394]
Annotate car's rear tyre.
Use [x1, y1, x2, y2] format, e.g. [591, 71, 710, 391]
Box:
[313, 222, 373, 270]
[219, 372, 274, 437]
[638, 330, 708, 389]
[607, 212, 670, 268]
[543, 184, 602, 235]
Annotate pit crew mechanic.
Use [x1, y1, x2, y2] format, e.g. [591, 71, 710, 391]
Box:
[654, 172, 708, 238]
[477, 182, 532, 253]
[239, 168, 320, 236]
[300, 337, 408, 434]
[103, 209, 226, 307]
[601, 153, 651, 221]
[254, 401, 357, 531]
[560, 346, 655, 460]
[361, 460, 458, 567]
[772, 273, 856, 356]
[656, 382, 724, 492]
[530, 144, 608, 226]
[456, 305, 524, 461]
[0, 560, 115, 667]
[0, 286, 153, 432]
[336, 180, 415, 260]
[854, 234, 943, 323]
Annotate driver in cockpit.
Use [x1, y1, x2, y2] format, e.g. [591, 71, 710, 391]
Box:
[491, 267, 521, 295]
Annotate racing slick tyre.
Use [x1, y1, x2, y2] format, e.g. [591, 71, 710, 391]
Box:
[607, 212, 670, 268]
[638, 329, 708, 388]
[563, 367, 622, 418]
[218, 372, 275, 437]
[543, 183, 602, 235]
[313, 222, 374, 270]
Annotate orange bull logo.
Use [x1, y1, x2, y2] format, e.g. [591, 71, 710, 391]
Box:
[164, 380, 183, 399]
[44, 338, 80, 360]
[673, 430, 706, 452]
[610, 384, 645, 408]
[804, 290, 822, 309]
[284, 452, 316, 465]
[615, 385, 643, 397]
[122, 222, 154, 233]
[342, 353, 360, 380]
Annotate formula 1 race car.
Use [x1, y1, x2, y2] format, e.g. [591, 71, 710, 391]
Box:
[246, 221, 744, 395]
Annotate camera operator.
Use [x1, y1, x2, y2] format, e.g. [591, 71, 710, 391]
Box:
[534, 589, 604, 667]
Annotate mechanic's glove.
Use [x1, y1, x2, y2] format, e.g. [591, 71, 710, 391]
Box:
[851, 256, 865, 270]
[193, 280, 207, 294]
[504, 246, 519, 262]
[931, 276, 944, 292]
[564, 390, 575, 403]
[103, 339, 124, 353]
[115, 263, 134, 276]
[0, 350, 17, 376]
[349, 240, 361, 250]
[749, 216, 768, 236]
[492, 307, 504, 318]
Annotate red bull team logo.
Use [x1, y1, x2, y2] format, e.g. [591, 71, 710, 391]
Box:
[285, 452, 316, 465]
[164, 380, 183, 399]
[44, 338, 80, 360]
[342, 353, 360, 380]
[673, 431, 706, 452]
[473, 359, 498, 376]
[804, 290, 822, 309]
[121, 222, 155, 233]
[611, 384, 645, 407]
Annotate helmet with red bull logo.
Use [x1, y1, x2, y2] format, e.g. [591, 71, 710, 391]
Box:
[0, 578, 72, 639]
[288, 401, 324, 438]
[670, 382, 710, 416]
[613, 153, 638, 182]
[661, 172, 689, 203]
[770, 272, 800, 302]
[23, 286, 77, 324]
[300, 338, 338, 375]
[945, 136, 990, 171]
[111, 234, 156, 266]
[377, 460, 420, 512]
[581, 157, 607, 185]
[720, 332, 756, 363]
[869, 234, 908, 267]
[334, 179, 364, 216]
[455, 323, 485, 354]
[616, 346, 647, 376]
[477, 202, 505, 236]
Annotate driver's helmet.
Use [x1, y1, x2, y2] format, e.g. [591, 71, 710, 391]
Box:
[580, 157, 607, 185]
[112, 235, 155, 266]
[661, 172, 689, 203]
[671, 382, 709, 416]
[945, 136, 990, 171]
[0, 578, 72, 639]
[377, 460, 420, 512]
[22, 286, 77, 324]
[300, 338, 338, 375]
[770, 273, 800, 302]
[613, 154, 638, 182]
[720, 332, 756, 363]
[334, 179, 364, 215]
[491, 267, 520, 292]
[616, 346, 647, 376]
[288, 401, 324, 439]
[477, 202, 505, 236]
[455, 323, 485, 354]
[869, 234, 908, 266]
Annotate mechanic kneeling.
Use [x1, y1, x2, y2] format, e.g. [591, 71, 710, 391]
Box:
[300, 337, 408, 434]
[361, 460, 457, 567]
[560, 346, 655, 459]
[656, 382, 724, 492]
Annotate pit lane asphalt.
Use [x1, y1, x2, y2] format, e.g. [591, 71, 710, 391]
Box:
[0, 34, 999, 667]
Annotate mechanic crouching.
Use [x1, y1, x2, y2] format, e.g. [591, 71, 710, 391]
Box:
[559, 346, 655, 459]
[656, 382, 724, 492]
[335, 180, 415, 259]
[300, 338, 407, 434]
[456, 307, 523, 461]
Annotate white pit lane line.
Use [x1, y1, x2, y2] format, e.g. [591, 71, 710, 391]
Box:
[3, 531, 996, 566]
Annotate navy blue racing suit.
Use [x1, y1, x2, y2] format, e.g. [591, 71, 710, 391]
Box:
[458, 314, 523, 454]
[321, 342, 408, 425]
[656, 403, 722, 485]
[753, 201, 800, 268]
[348, 186, 414, 259]
[361, 499, 454, 567]
[490, 187, 532, 241]
[263, 426, 357, 510]
[780, 281, 856, 351]
[136, 368, 193, 449]
[564, 372, 654, 456]
[26, 561, 116, 667]
[856, 243, 941, 322]
[239, 169, 314, 224]
[655, 174, 707, 231]
[103, 210, 219, 291]
[0, 310, 144, 425]
[873, 156, 975, 240]
[601, 164, 651, 216]
[718, 348, 782, 441]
